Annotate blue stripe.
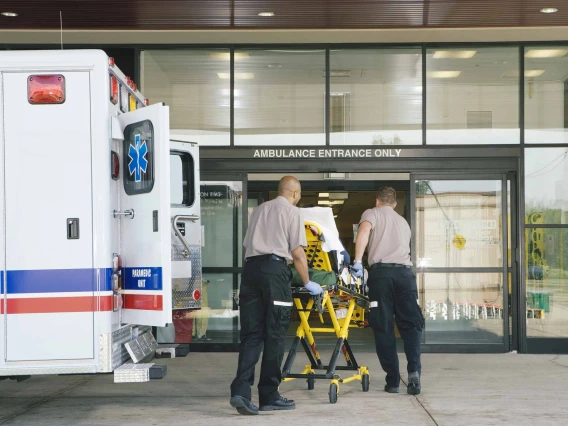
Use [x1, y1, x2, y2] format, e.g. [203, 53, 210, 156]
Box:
[0, 272, 3, 294]
[123, 267, 163, 291]
[5, 268, 113, 294]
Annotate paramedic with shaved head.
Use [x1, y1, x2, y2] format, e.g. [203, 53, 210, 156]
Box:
[230, 176, 323, 415]
[352, 187, 424, 396]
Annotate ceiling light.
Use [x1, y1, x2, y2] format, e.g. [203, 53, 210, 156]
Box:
[318, 200, 345, 206]
[258, 11, 275, 16]
[432, 50, 477, 59]
[540, 7, 558, 13]
[267, 63, 282, 68]
[217, 73, 255, 80]
[525, 49, 568, 58]
[318, 192, 329, 198]
[1, 12, 17, 17]
[329, 192, 349, 200]
[502, 69, 546, 78]
[209, 52, 249, 60]
[428, 71, 461, 79]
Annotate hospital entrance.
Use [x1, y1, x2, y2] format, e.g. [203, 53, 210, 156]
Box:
[189, 171, 515, 354]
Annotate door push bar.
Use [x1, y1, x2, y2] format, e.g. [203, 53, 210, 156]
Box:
[172, 214, 199, 258]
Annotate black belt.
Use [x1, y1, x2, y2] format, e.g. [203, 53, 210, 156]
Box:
[370, 263, 411, 270]
[246, 254, 287, 263]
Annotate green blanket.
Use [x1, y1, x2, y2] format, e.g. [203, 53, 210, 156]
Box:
[289, 265, 337, 287]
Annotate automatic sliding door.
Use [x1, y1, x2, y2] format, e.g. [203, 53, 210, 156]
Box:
[413, 176, 509, 349]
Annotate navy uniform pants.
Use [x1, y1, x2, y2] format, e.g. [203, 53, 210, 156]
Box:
[367, 266, 424, 388]
[230, 256, 292, 405]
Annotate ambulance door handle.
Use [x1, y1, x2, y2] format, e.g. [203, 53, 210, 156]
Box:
[172, 215, 199, 258]
[113, 209, 135, 219]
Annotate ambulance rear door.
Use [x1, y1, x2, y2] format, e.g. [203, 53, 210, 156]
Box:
[170, 141, 202, 311]
[118, 103, 172, 327]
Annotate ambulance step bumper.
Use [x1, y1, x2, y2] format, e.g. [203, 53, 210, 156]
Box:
[114, 362, 168, 383]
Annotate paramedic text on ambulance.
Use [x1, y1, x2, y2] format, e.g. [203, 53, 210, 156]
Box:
[230, 176, 323, 415]
[352, 187, 424, 396]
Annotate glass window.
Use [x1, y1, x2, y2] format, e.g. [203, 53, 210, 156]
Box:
[140, 49, 230, 146]
[524, 46, 568, 144]
[234, 49, 326, 146]
[525, 228, 568, 337]
[170, 152, 195, 207]
[525, 148, 568, 224]
[123, 120, 154, 195]
[330, 49, 422, 145]
[426, 47, 520, 145]
[415, 180, 503, 268]
[419, 272, 504, 344]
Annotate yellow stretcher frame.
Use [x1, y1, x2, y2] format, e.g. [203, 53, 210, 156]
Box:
[281, 221, 371, 404]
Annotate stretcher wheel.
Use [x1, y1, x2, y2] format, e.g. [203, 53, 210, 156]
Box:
[329, 383, 338, 404]
[362, 374, 370, 392]
[307, 374, 315, 390]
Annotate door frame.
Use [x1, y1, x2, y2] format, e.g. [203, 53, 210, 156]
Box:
[411, 172, 514, 353]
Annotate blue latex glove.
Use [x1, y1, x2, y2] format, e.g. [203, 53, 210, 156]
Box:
[351, 261, 363, 278]
[305, 281, 323, 295]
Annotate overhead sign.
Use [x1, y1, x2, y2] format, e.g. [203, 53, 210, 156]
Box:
[253, 148, 402, 159]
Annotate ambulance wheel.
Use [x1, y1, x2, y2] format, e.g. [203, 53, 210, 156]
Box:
[329, 383, 338, 404]
[362, 374, 370, 392]
[307, 374, 315, 390]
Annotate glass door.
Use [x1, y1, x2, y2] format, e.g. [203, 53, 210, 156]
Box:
[190, 175, 246, 351]
[412, 175, 510, 350]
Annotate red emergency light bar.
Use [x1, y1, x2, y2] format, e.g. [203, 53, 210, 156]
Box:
[28, 75, 65, 105]
[109, 57, 115, 67]
[110, 75, 119, 105]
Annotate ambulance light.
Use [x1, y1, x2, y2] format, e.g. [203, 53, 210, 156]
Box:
[28, 75, 65, 104]
[133, 83, 137, 91]
[111, 151, 120, 180]
[109, 57, 115, 67]
[192, 290, 202, 301]
[145, 99, 149, 106]
[110, 75, 119, 105]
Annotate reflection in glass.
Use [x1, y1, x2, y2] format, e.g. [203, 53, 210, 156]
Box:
[140, 49, 230, 146]
[200, 181, 243, 267]
[525, 148, 568, 224]
[329, 49, 422, 145]
[526, 228, 568, 338]
[525, 46, 568, 144]
[189, 274, 239, 343]
[416, 180, 503, 268]
[234, 49, 325, 146]
[419, 273, 504, 344]
[426, 47, 519, 145]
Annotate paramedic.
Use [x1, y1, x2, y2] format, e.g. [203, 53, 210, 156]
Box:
[352, 187, 423, 395]
[230, 176, 323, 415]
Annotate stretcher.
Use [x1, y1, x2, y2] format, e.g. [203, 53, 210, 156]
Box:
[282, 221, 370, 404]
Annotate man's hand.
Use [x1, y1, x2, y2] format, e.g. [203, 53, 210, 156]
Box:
[305, 281, 323, 295]
[352, 261, 363, 278]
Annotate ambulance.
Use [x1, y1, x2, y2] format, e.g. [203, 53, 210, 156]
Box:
[0, 50, 202, 381]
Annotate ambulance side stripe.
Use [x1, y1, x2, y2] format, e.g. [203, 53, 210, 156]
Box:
[4, 268, 113, 293]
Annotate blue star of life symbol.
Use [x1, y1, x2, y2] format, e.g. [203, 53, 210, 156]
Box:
[128, 134, 148, 182]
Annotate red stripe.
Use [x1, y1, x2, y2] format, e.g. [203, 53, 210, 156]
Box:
[123, 294, 163, 311]
[3, 296, 113, 314]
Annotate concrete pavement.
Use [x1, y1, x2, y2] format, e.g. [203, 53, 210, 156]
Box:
[1, 352, 568, 425]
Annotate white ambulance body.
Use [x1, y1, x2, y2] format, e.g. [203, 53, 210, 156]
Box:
[0, 50, 202, 379]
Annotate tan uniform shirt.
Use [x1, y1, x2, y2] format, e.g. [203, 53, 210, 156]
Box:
[360, 206, 411, 266]
[244, 196, 307, 261]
